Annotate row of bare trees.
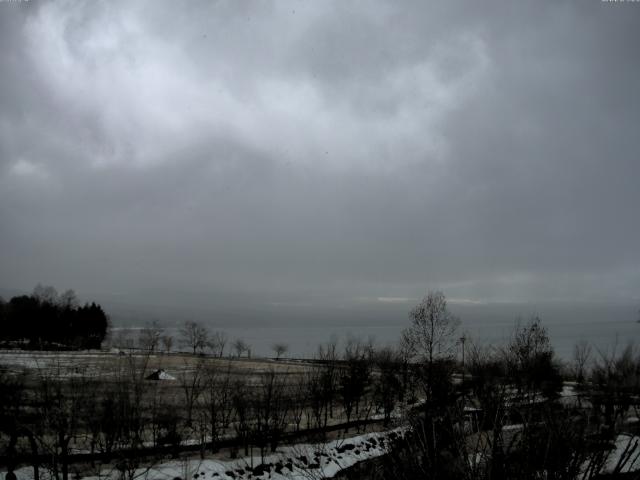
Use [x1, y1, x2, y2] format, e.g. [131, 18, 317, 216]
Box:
[113, 320, 249, 359]
[125, 320, 288, 360]
[0, 336, 414, 480]
[3, 290, 639, 480]
[371, 291, 640, 480]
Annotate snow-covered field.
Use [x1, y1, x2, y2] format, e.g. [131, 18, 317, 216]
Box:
[11, 428, 405, 480]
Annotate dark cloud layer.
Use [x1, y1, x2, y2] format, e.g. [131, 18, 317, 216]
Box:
[1, 0, 639, 317]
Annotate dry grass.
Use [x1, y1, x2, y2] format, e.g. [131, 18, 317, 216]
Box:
[0, 349, 318, 379]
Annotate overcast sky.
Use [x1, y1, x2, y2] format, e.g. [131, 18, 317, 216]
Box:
[1, 0, 639, 316]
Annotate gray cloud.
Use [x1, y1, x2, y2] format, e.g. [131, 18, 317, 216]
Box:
[1, 0, 639, 317]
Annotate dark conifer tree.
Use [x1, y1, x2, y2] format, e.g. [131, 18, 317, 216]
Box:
[0, 287, 109, 350]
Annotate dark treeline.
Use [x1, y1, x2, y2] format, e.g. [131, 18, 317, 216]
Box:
[0, 285, 109, 350]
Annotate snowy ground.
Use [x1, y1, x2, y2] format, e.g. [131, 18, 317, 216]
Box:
[10, 428, 405, 480]
[602, 434, 640, 474]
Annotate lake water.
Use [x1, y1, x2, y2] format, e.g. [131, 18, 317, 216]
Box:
[113, 301, 640, 362]
[215, 318, 639, 362]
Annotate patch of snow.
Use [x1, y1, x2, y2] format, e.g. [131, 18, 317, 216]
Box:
[158, 370, 176, 380]
[10, 428, 406, 480]
[603, 434, 640, 474]
[464, 406, 482, 412]
[502, 423, 524, 432]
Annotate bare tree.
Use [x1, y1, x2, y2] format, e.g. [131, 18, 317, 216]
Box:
[289, 373, 309, 433]
[0, 368, 39, 480]
[180, 320, 209, 354]
[232, 338, 249, 358]
[339, 339, 373, 431]
[105, 350, 161, 480]
[504, 316, 562, 402]
[373, 347, 402, 426]
[272, 343, 288, 360]
[252, 369, 289, 461]
[402, 291, 460, 365]
[113, 329, 135, 352]
[305, 366, 326, 430]
[209, 331, 228, 358]
[573, 339, 592, 383]
[317, 337, 339, 423]
[179, 357, 206, 428]
[138, 321, 163, 353]
[231, 377, 251, 456]
[161, 334, 174, 353]
[34, 361, 91, 480]
[402, 291, 460, 413]
[32, 284, 58, 305]
[591, 343, 640, 429]
[58, 289, 78, 310]
[201, 361, 234, 453]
